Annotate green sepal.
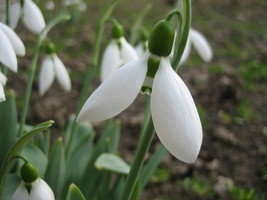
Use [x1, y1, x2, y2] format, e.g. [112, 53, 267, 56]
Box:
[20, 162, 38, 183]
[148, 20, 174, 57]
[112, 21, 124, 39]
[44, 41, 56, 55]
[66, 184, 86, 200]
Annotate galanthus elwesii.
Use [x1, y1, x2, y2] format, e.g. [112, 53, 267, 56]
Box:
[38, 42, 71, 96]
[0, 71, 7, 102]
[100, 20, 138, 82]
[177, 28, 213, 65]
[12, 162, 55, 200]
[77, 20, 203, 163]
[9, 0, 46, 34]
[0, 22, 26, 72]
[135, 28, 149, 57]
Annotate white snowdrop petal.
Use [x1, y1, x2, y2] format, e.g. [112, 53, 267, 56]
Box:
[9, 2, 21, 30]
[77, 56, 148, 123]
[180, 38, 192, 65]
[100, 40, 122, 82]
[0, 28, 18, 72]
[0, 71, 7, 85]
[0, 84, 6, 102]
[151, 58, 202, 163]
[38, 56, 56, 96]
[190, 29, 213, 62]
[22, 0, 46, 34]
[54, 55, 71, 92]
[120, 37, 139, 63]
[0, 23, 26, 56]
[12, 183, 29, 200]
[29, 179, 55, 200]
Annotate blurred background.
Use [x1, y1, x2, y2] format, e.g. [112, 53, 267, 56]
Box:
[1, 0, 267, 199]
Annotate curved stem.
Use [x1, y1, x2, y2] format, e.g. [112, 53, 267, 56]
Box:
[171, 0, 191, 71]
[18, 14, 70, 137]
[165, 9, 182, 23]
[0, 120, 54, 197]
[12, 155, 28, 163]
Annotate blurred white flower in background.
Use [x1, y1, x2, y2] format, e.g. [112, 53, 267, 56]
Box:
[135, 41, 148, 57]
[100, 37, 138, 82]
[9, 0, 46, 34]
[172, 28, 213, 65]
[12, 178, 55, 200]
[0, 22, 26, 72]
[0, 71, 7, 102]
[38, 54, 71, 96]
[64, 0, 87, 12]
[45, 1, 55, 10]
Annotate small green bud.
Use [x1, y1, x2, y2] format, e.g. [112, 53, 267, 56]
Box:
[21, 162, 39, 183]
[112, 23, 124, 39]
[45, 41, 56, 55]
[148, 20, 174, 57]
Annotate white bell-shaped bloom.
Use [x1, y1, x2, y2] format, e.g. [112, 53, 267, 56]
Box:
[10, 0, 46, 34]
[12, 178, 55, 200]
[0, 22, 26, 72]
[38, 54, 71, 96]
[64, 0, 87, 11]
[135, 41, 147, 57]
[77, 54, 202, 163]
[100, 37, 138, 82]
[0, 71, 7, 102]
[172, 28, 213, 64]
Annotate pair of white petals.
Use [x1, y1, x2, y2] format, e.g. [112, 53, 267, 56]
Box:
[179, 28, 213, 64]
[0, 22, 25, 72]
[0, 71, 7, 102]
[39, 55, 71, 96]
[77, 55, 202, 163]
[12, 179, 55, 200]
[100, 37, 138, 82]
[10, 0, 46, 34]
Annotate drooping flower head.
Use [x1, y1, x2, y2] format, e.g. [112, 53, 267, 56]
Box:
[12, 162, 55, 200]
[77, 16, 203, 163]
[38, 41, 71, 96]
[135, 28, 149, 57]
[100, 19, 138, 82]
[0, 22, 26, 72]
[9, 0, 46, 34]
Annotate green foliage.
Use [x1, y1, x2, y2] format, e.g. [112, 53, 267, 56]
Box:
[151, 167, 170, 183]
[229, 186, 257, 200]
[66, 184, 86, 200]
[182, 175, 214, 197]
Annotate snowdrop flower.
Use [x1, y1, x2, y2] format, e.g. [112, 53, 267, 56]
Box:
[77, 20, 203, 163]
[100, 20, 138, 82]
[135, 28, 149, 57]
[38, 42, 71, 96]
[0, 22, 26, 72]
[9, 0, 46, 34]
[175, 28, 213, 65]
[0, 71, 7, 102]
[12, 162, 55, 200]
[64, 0, 87, 12]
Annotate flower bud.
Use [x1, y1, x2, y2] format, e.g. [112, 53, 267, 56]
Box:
[45, 41, 56, 55]
[21, 162, 39, 183]
[148, 20, 174, 57]
[112, 23, 124, 39]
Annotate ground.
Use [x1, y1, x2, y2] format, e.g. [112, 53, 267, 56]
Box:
[6, 0, 267, 199]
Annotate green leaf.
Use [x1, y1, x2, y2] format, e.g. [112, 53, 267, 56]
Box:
[130, 180, 141, 200]
[44, 137, 65, 199]
[0, 120, 54, 197]
[1, 174, 20, 200]
[66, 184, 86, 200]
[140, 145, 168, 189]
[0, 92, 18, 165]
[95, 153, 130, 175]
[35, 130, 51, 156]
[21, 143, 48, 178]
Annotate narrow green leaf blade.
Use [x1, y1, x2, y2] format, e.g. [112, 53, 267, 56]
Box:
[66, 184, 86, 200]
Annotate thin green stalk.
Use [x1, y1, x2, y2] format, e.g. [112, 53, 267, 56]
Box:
[65, 0, 119, 157]
[119, 114, 155, 200]
[119, 1, 192, 199]
[18, 14, 70, 136]
[0, 120, 53, 197]
[171, 0, 191, 71]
